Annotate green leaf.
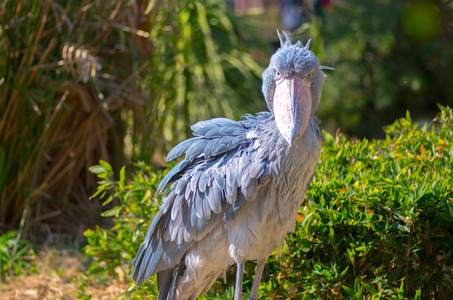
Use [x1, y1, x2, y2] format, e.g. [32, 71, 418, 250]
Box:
[393, 160, 401, 175]
[388, 267, 402, 283]
[133, 223, 144, 243]
[415, 288, 422, 299]
[99, 160, 112, 173]
[405, 110, 412, 123]
[119, 166, 126, 190]
[439, 212, 453, 222]
[89, 165, 106, 175]
[102, 195, 113, 206]
[90, 187, 105, 199]
[415, 175, 428, 201]
[361, 282, 377, 296]
[342, 285, 355, 295]
[340, 267, 349, 277]
[329, 226, 336, 243]
[141, 189, 152, 204]
[101, 206, 122, 217]
[398, 280, 404, 299]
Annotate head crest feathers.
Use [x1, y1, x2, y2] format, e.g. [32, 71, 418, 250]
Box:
[304, 38, 311, 50]
[276, 30, 292, 48]
[276, 30, 312, 50]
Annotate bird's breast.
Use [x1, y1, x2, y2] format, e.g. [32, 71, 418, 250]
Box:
[227, 117, 322, 261]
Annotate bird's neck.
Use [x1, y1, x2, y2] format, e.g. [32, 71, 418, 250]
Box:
[249, 114, 321, 163]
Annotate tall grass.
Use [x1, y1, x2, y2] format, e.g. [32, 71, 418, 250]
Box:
[129, 0, 267, 160]
[0, 0, 127, 242]
[0, 0, 267, 241]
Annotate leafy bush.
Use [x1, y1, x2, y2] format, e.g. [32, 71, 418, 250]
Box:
[0, 231, 36, 279]
[83, 161, 163, 298]
[84, 106, 453, 299]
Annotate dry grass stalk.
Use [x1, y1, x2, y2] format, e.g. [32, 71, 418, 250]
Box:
[0, 0, 152, 240]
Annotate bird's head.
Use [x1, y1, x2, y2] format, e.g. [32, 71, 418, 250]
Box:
[262, 31, 330, 147]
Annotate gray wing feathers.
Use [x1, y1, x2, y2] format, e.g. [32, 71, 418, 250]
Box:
[133, 113, 276, 288]
[250, 161, 266, 179]
[175, 177, 188, 195]
[210, 139, 227, 157]
[156, 160, 188, 195]
[190, 171, 202, 194]
[205, 126, 224, 138]
[206, 184, 222, 214]
[211, 117, 239, 127]
[226, 163, 236, 188]
[213, 169, 225, 189]
[198, 171, 209, 193]
[156, 259, 184, 300]
[156, 118, 249, 195]
[204, 139, 219, 158]
[171, 195, 183, 221]
[185, 139, 210, 162]
[166, 137, 200, 162]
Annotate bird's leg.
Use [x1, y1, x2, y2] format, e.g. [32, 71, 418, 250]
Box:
[248, 258, 266, 300]
[234, 261, 245, 300]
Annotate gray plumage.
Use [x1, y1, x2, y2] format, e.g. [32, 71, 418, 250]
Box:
[133, 31, 328, 300]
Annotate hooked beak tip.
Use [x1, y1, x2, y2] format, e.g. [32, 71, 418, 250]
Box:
[287, 128, 298, 147]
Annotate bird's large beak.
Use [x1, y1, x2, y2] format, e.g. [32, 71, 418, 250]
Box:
[273, 77, 312, 147]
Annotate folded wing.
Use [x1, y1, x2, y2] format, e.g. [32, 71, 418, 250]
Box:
[132, 113, 275, 286]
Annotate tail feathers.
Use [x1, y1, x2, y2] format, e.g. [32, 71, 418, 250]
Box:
[132, 237, 164, 285]
[133, 206, 192, 286]
[157, 259, 185, 300]
[133, 210, 165, 285]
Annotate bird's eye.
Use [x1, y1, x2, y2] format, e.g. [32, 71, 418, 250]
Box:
[307, 73, 311, 78]
[276, 71, 281, 77]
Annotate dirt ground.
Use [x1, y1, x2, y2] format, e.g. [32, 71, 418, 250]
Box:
[0, 250, 129, 300]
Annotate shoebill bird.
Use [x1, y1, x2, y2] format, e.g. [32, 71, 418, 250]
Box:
[132, 31, 331, 300]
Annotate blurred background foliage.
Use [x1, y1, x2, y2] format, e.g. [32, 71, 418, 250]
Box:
[313, 0, 453, 138]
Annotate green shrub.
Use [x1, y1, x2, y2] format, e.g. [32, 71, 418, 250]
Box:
[0, 231, 36, 279]
[84, 105, 453, 299]
[260, 105, 453, 299]
[84, 161, 163, 298]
